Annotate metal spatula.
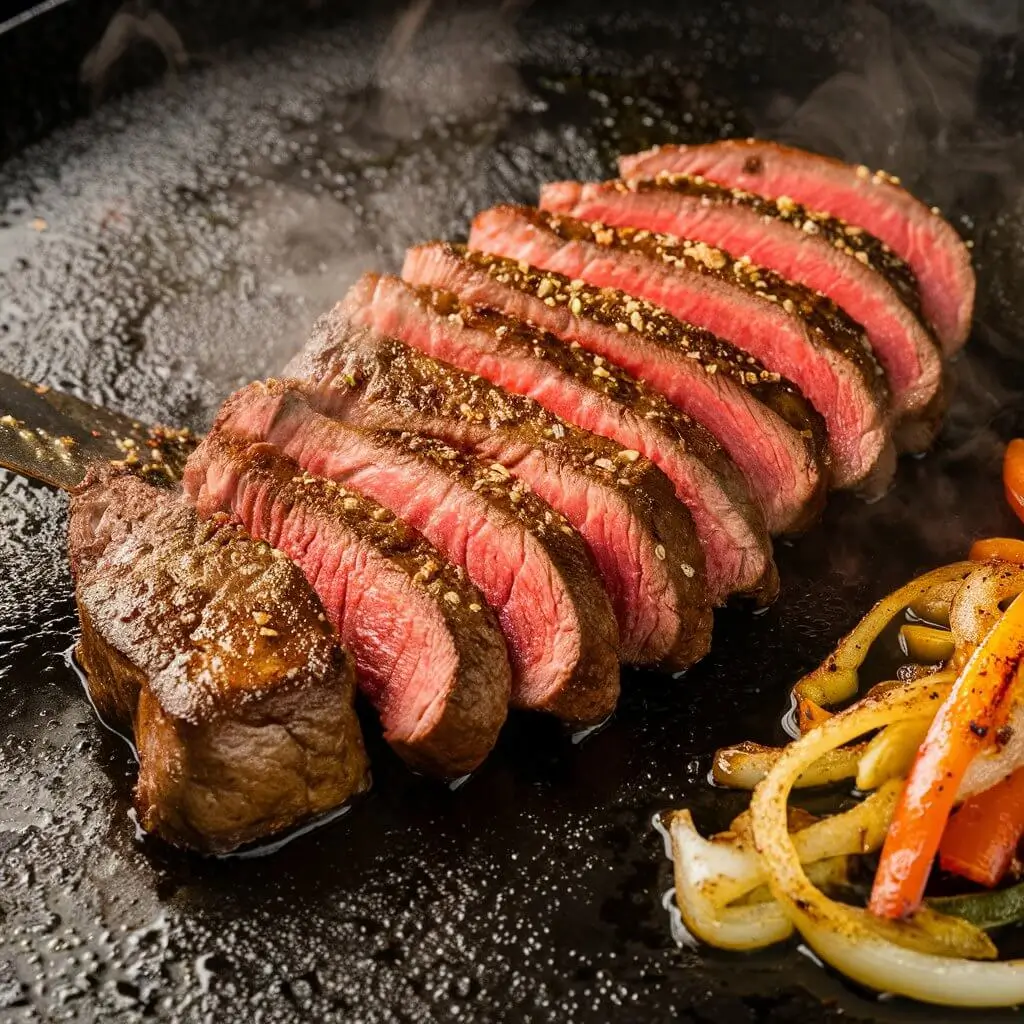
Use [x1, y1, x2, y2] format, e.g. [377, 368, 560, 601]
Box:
[0, 369, 195, 490]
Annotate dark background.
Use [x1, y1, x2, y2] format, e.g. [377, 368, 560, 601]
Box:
[2, 1, 1024, 1021]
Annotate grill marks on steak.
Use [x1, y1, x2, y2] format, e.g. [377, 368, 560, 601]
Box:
[288, 309, 715, 670]
[402, 242, 826, 536]
[539, 176, 943, 450]
[468, 205, 894, 493]
[210, 381, 619, 723]
[184, 433, 512, 776]
[69, 471, 369, 853]
[342, 272, 773, 605]
[620, 140, 974, 353]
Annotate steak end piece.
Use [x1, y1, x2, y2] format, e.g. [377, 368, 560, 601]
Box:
[287, 307, 717, 670]
[468, 204, 895, 495]
[539, 176, 943, 453]
[69, 470, 369, 854]
[343, 271, 775, 605]
[212, 380, 621, 722]
[402, 241, 828, 535]
[184, 432, 515, 773]
[619, 139, 975, 354]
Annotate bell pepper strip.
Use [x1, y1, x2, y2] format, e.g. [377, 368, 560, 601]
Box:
[797, 696, 832, 733]
[869, 592, 1024, 920]
[971, 537, 1024, 566]
[928, 879, 1024, 930]
[795, 563, 975, 708]
[899, 624, 955, 665]
[1006, 439, 1024, 527]
[939, 766, 1024, 887]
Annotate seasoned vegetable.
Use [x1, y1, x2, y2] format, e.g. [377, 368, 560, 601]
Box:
[1005, 439, 1024, 527]
[930, 880, 1024, 930]
[940, 766, 1024, 887]
[971, 537, 1024, 565]
[869, 592, 1024, 919]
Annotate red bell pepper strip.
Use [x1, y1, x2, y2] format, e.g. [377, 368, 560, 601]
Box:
[939, 766, 1024, 887]
[868, 592, 1024, 920]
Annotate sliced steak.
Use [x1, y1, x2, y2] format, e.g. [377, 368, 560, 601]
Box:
[69, 470, 369, 854]
[620, 140, 974, 353]
[342, 272, 772, 605]
[286, 309, 716, 669]
[539, 176, 943, 451]
[468, 205, 893, 493]
[183, 432, 512, 776]
[211, 381, 619, 722]
[402, 242, 827, 535]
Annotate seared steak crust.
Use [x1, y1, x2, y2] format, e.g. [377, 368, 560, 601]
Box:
[184, 433, 513, 775]
[540, 177, 942, 451]
[403, 242, 827, 535]
[286, 309, 716, 670]
[212, 380, 620, 722]
[69, 471, 369, 854]
[468, 205, 892, 492]
[630, 174, 923, 319]
[620, 139, 975, 352]
[343, 272, 773, 604]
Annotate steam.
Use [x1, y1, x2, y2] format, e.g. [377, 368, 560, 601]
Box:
[762, 2, 1018, 205]
[754, 1, 1024, 564]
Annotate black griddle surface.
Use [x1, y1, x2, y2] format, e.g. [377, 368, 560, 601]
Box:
[2, 2, 1024, 1021]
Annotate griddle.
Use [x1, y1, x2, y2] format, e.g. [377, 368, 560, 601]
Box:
[2, 1, 1024, 1020]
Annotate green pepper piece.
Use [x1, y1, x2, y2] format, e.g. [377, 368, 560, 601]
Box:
[928, 881, 1024, 930]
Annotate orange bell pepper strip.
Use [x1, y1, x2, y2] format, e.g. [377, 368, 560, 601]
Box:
[796, 695, 832, 733]
[868, 592, 1024, 920]
[939, 766, 1024, 887]
[1006, 439, 1024, 527]
[970, 537, 1024, 565]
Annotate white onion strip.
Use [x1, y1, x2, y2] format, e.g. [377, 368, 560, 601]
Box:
[666, 780, 902, 951]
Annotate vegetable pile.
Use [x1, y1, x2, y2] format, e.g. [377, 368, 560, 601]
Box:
[662, 441, 1024, 1007]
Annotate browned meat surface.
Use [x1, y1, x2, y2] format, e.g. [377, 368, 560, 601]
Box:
[285, 310, 717, 670]
[210, 380, 620, 722]
[69, 470, 369, 854]
[402, 242, 827, 535]
[342, 272, 774, 605]
[468, 205, 894, 494]
[540, 176, 943, 452]
[184, 433, 514, 772]
[619, 140, 974, 354]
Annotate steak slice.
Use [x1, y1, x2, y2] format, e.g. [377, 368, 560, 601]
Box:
[402, 242, 827, 536]
[184, 432, 512, 776]
[539, 176, 943, 452]
[69, 470, 369, 854]
[468, 205, 894, 493]
[286, 309, 716, 670]
[342, 272, 773, 605]
[211, 380, 619, 723]
[619, 140, 975, 353]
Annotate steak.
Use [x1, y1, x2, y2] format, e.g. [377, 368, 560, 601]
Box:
[468, 205, 894, 493]
[211, 380, 620, 722]
[402, 242, 827, 535]
[539, 176, 943, 452]
[619, 140, 974, 353]
[342, 272, 773, 605]
[286, 310, 715, 669]
[183, 432, 512, 775]
[69, 470, 369, 854]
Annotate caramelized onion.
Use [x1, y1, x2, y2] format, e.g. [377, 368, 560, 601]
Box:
[747, 678, 1024, 1008]
[795, 563, 974, 707]
[712, 740, 863, 790]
